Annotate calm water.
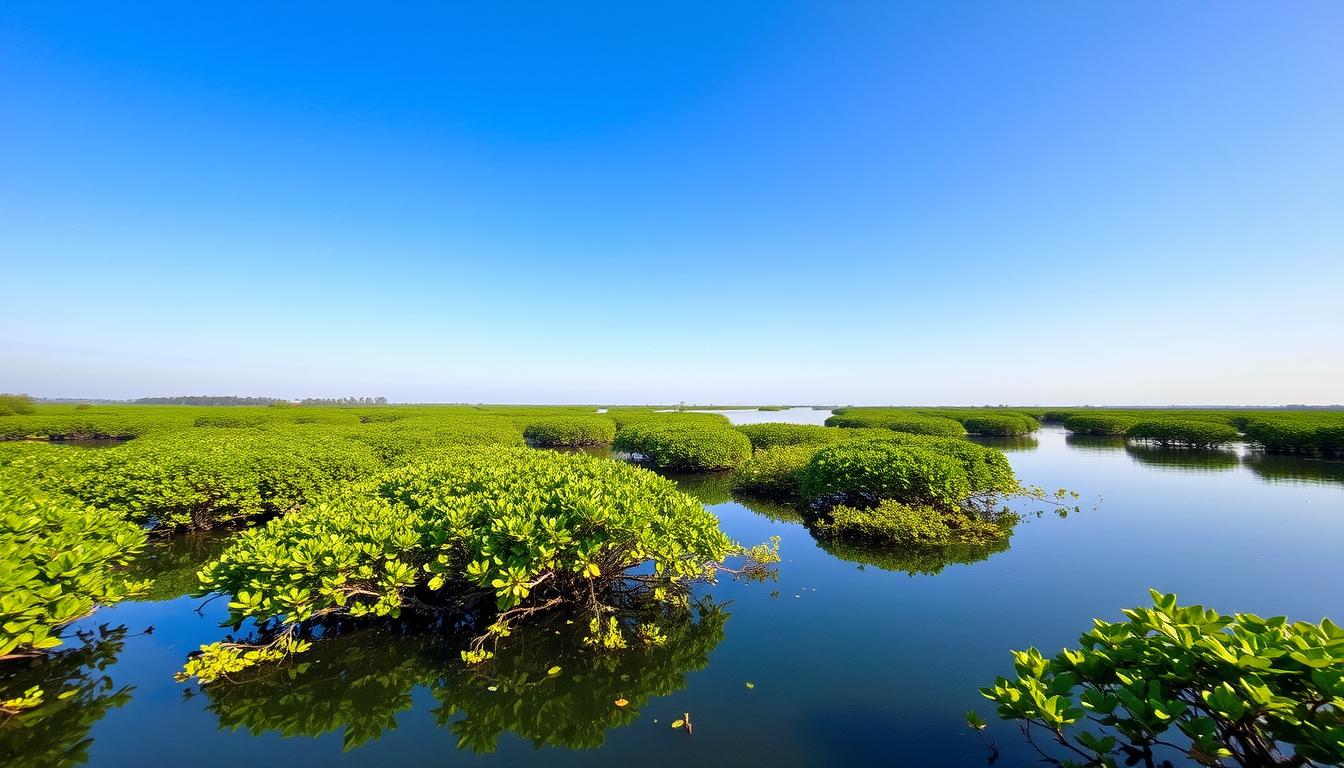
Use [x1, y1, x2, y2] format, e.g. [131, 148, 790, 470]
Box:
[6, 412, 1343, 767]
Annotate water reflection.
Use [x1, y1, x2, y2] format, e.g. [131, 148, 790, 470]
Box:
[0, 627, 133, 768]
[967, 434, 1039, 452]
[196, 603, 728, 753]
[123, 532, 233, 602]
[1063, 434, 1128, 452]
[732, 494, 807, 525]
[1244, 453, 1344, 487]
[666, 472, 734, 505]
[1124, 444, 1240, 473]
[815, 536, 1012, 576]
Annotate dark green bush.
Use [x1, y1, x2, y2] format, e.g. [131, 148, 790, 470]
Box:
[731, 445, 819, 498]
[960, 414, 1038, 436]
[522, 416, 616, 447]
[1125, 418, 1239, 448]
[612, 418, 752, 471]
[825, 413, 966, 437]
[1244, 415, 1344, 457]
[735, 423, 889, 450]
[1062, 413, 1136, 435]
[798, 441, 971, 510]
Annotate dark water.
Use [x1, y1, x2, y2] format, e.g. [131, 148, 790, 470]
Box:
[5, 416, 1343, 767]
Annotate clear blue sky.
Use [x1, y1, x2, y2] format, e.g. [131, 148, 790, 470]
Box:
[2, 2, 1341, 404]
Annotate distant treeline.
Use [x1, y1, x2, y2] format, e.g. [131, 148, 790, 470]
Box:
[133, 396, 284, 406]
[130, 396, 389, 406]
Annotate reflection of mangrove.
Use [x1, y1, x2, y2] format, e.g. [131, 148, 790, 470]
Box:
[1064, 434, 1127, 452]
[966, 434, 1039, 452]
[1124, 444, 1240, 472]
[122, 531, 233, 602]
[1243, 453, 1344, 487]
[816, 535, 1011, 576]
[199, 602, 729, 753]
[667, 471, 734, 506]
[0, 626, 132, 768]
[730, 494, 807, 525]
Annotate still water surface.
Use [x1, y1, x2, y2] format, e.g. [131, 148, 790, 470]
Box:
[6, 410, 1342, 767]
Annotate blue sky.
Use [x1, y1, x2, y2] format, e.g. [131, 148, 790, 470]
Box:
[2, 2, 1341, 404]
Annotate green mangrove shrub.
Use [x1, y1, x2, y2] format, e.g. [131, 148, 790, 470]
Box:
[522, 416, 616, 447]
[62, 431, 382, 532]
[825, 413, 966, 437]
[0, 482, 148, 661]
[0, 394, 36, 417]
[1244, 416, 1344, 457]
[734, 423, 891, 450]
[180, 449, 764, 683]
[1126, 418, 1240, 448]
[798, 441, 972, 511]
[961, 414, 1039, 436]
[731, 445, 819, 499]
[612, 418, 752, 471]
[1063, 413, 1137, 436]
[974, 590, 1344, 768]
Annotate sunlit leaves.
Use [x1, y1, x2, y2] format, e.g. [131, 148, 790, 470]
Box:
[976, 590, 1344, 767]
[0, 481, 147, 659]
[185, 449, 739, 681]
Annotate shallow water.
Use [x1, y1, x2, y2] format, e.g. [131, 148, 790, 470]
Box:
[5, 416, 1342, 767]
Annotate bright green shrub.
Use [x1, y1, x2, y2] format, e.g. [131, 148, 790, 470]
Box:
[194, 414, 266, 429]
[1244, 415, 1344, 457]
[1062, 413, 1136, 436]
[734, 423, 891, 450]
[731, 445, 819, 498]
[612, 418, 752, 471]
[1125, 418, 1240, 448]
[798, 441, 971, 510]
[825, 413, 966, 437]
[61, 430, 382, 531]
[960, 414, 1038, 436]
[870, 433, 1019, 496]
[976, 590, 1344, 768]
[182, 449, 746, 682]
[522, 416, 616, 447]
[0, 481, 148, 659]
[341, 418, 524, 462]
[0, 394, 36, 417]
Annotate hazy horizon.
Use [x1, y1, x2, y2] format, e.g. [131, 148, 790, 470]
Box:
[4, 3, 1342, 404]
